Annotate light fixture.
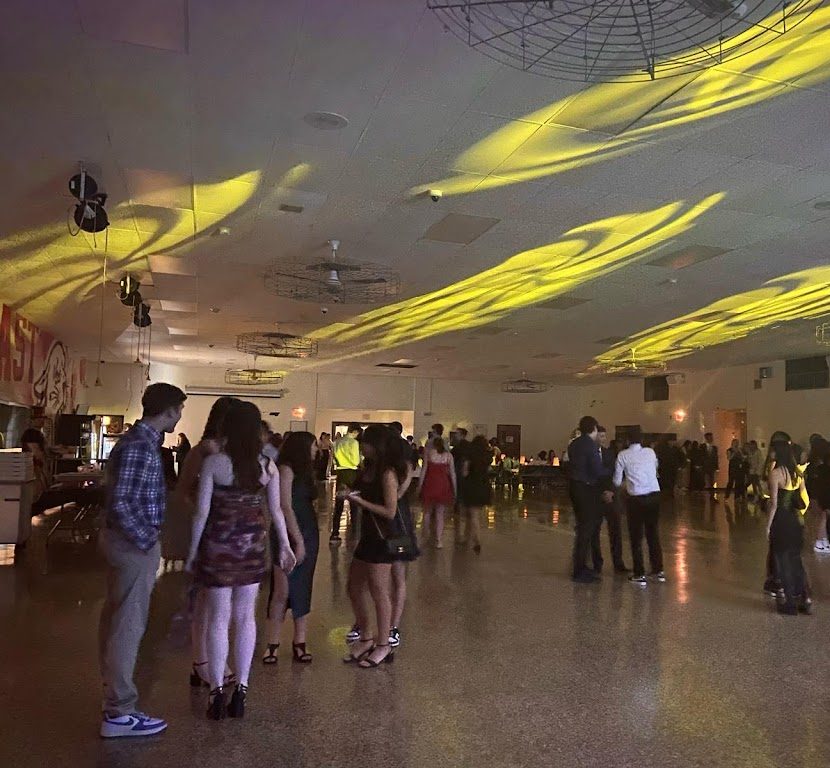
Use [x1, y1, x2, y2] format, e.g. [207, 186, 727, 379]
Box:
[291, 406, 307, 418]
[603, 348, 667, 376]
[816, 321, 830, 346]
[501, 372, 550, 393]
[209, 306, 221, 313]
[673, 408, 688, 422]
[237, 330, 318, 358]
[225, 368, 285, 386]
[427, 0, 822, 82]
[264, 239, 400, 304]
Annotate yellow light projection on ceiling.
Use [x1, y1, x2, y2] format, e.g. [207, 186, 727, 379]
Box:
[0, 170, 264, 326]
[414, 0, 830, 197]
[595, 266, 830, 369]
[313, 194, 723, 358]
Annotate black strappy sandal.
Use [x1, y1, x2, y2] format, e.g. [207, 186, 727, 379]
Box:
[190, 661, 209, 688]
[358, 643, 395, 668]
[262, 643, 280, 665]
[292, 643, 313, 664]
[343, 638, 374, 664]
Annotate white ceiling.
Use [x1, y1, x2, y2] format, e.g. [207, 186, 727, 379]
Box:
[2, 0, 830, 383]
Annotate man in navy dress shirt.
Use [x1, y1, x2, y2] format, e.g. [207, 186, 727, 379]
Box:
[568, 416, 612, 582]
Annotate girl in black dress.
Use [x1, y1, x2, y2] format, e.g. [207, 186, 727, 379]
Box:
[263, 432, 320, 664]
[460, 435, 491, 553]
[342, 425, 409, 668]
[765, 440, 811, 615]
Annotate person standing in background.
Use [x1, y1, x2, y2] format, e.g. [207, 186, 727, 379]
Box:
[330, 424, 362, 543]
[99, 383, 186, 739]
[746, 440, 763, 499]
[175, 433, 191, 476]
[613, 426, 664, 586]
[261, 421, 279, 463]
[703, 432, 719, 496]
[418, 431, 457, 548]
[568, 416, 611, 583]
[592, 426, 627, 574]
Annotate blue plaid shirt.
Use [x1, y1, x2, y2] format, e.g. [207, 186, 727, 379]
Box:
[104, 420, 166, 551]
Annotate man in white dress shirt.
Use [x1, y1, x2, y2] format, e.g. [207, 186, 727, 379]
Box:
[613, 427, 665, 586]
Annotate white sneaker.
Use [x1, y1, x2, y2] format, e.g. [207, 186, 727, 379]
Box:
[100, 712, 168, 739]
[814, 539, 830, 553]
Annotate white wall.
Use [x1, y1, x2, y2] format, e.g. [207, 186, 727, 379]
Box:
[74, 358, 830, 458]
[580, 361, 830, 450]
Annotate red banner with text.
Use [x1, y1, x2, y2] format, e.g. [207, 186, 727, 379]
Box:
[0, 303, 82, 414]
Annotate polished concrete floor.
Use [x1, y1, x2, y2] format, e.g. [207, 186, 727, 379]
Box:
[2, 487, 829, 768]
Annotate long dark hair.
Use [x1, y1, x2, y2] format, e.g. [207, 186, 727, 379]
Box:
[202, 396, 240, 441]
[469, 435, 491, 472]
[278, 431, 315, 479]
[770, 440, 799, 483]
[432, 436, 446, 454]
[360, 425, 408, 483]
[20, 428, 46, 451]
[222, 400, 264, 491]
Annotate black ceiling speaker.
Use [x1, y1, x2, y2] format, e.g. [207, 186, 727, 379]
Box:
[69, 169, 110, 233]
[119, 274, 141, 306]
[133, 302, 151, 328]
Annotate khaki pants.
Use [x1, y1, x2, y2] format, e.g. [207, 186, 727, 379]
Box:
[98, 528, 160, 717]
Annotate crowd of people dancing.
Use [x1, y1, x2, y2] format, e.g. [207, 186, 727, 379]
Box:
[95, 381, 828, 739]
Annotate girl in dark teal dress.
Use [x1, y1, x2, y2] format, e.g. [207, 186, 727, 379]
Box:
[263, 432, 320, 664]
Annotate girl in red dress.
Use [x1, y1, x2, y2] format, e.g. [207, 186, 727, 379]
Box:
[417, 435, 456, 548]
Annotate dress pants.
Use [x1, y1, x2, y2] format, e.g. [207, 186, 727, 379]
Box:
[331, 468, 359, 536]
[626, 493, 663, 577]
[571, 481, 604, 577]
[98, 528, 160, 717]
[591, 495, 624, 570]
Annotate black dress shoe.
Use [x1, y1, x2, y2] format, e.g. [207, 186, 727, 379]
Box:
[614, 564, 631, 573]
[572, 571, 600, 583]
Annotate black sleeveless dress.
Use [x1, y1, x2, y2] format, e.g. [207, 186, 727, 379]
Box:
[352, 470, 416, 564]
[769, 479, 807, 600]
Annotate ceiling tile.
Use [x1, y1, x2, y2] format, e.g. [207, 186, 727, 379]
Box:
[422, 213, 500, 244]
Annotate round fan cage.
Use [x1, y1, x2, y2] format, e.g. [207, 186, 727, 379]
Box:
[816, 321, 830, 346]
[264, 256, 401, 304]
[427, 0, 821, 82]
[501, 373, 551, 393]
[224, 368, 284, 386]
[603, 349, 668, 376]
[236, 332, 318, 359]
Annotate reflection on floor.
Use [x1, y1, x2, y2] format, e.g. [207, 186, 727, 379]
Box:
[1, 487, 829, 768]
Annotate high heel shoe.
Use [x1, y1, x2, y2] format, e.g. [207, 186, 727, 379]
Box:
[190, 661, 209, 688]
[262, 643, 279, 665]
[343, 638, 374, 664]
[207, 687, 226, 720]
[227, 684, 248, 718]
[292, 643, 313, 664]
[358, 643, 395, 668]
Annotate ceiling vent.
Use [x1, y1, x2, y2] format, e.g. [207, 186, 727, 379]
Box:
[422, 213, 500, 244]
[278, 203, 304, 214]
[303, 111, 349, 130]
[501, 373, 550, 393]
[535, 295, 590, 310]
[649, 245, 731, 269]
[376, 362, 418, 369]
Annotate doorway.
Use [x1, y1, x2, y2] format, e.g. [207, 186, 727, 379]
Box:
[496, 424, 521, 459]
[713, 408, 747, 486]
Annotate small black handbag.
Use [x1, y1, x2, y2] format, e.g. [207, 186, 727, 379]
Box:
[371, 506, 417, 558]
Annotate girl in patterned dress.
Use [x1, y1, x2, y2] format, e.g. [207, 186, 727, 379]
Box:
[186, 401, 295, 720]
